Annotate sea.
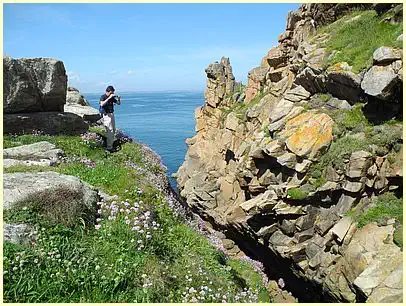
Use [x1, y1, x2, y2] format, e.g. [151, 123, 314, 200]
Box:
[84, 91, 204, 189]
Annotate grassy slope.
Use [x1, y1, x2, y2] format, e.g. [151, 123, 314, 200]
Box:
[318, 9, 403, 73]
[3, 128, 269, 303]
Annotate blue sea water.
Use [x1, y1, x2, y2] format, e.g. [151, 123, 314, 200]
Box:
[83, 91, 204, 188]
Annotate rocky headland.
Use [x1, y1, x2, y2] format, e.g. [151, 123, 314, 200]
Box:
[175, 3, 403, 302]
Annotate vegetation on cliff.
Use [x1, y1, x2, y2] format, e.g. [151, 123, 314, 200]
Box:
[3, 129, 269, 303]
[318, 9, 403, 72]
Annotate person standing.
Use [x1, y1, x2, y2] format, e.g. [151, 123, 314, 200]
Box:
[99, 85, 121, 152]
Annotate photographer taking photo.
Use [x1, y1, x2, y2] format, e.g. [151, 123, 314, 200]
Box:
[99, 85, 121, 152]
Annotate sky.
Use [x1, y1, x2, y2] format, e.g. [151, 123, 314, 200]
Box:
[4, 3, 300, 93]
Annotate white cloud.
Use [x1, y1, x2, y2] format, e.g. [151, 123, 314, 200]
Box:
[67, 71, 81, 83]
[127, 70, 135, 75]
[110, 70, 118, 75]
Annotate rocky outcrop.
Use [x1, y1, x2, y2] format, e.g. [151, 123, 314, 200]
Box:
[176, 3, 402, 302]
[4, 57, 67, 113]
[66, 86, 89, 106]
[3, 171, 98, 210]
[3, 57, 89, 135]
[4, 223, 37, 248]
[361, 48, 402, 101]
[65, 87, 100, 123]
[4, 112, 88, 136]
[3, 141, 63, 168]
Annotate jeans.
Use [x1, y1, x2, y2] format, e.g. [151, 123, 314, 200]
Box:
[102, 113, 116, 150]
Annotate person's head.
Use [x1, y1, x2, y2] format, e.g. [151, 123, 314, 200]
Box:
[105, 85, 115, 96]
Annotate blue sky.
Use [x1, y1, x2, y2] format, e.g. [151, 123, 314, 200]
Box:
[4, 3, 300, 93]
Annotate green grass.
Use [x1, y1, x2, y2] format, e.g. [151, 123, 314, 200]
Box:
[311, 136, 370, 178]
[318, 10, 403, 73]
[356, 193, 403, 247]
[221, 91, 265, 120]
[319, 93, 331, 103]
[3, 132, 269, 303]
[287, 187, 309, 200]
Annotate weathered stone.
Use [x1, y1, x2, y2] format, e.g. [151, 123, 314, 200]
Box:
[4, 57, 67, 114]
[269, 99, 294, 123]
[361, 65, 399, 100]
[268, 106, 304, 133]
[316, 181, 339, 192]
[326, 70, 363, 102]
[343, 180, 365, 193]
[4, 112, 88, 136]
[269, 230, 295, 247]
[4, 141, 63, 161]
[245, 66, 269, 102]
[284, 85, 311, 103]
[64, 104, 100, 123]
[373, 47, 402, 65]
[334, 194, 357, 217]
[346, 151, 373, 178]
[315, 209, 339, 235]
[265, 47, 289, 69]
[331, 216, 352, 243]
[288, 243, 308, 262]
[294, 67, 326, 94]
[204, 57, 235, 107]
[278, 30, 294, 42]
[325, 166, 340, 181]
[367, 164, 378, 176]
[225, 112, 239, 131]
[239, 190, 279, 215]
[326, 97, 352, 110]
[256, 224, 279, 238]
[374, 175, 389, 190]
[303, 48, 327, 68]
[294, 228, 314, 243]
[286, 10, 301, 30]
[366, 263, 403, 303]
[280, 219, 296, 236]
[295, 159, 312, 173]
[4, 223, 37, 247]
[295, 206, 318, 231]
[277, 152, 297, 169]
[273, 201, 305, 216]
[259, 169, 280, 186]
[263, 140, 285, 157]
[4, 171, 98, 210]
[222, 238, 235, 250]
[66, 86, 89, 106]
[280, 112, 334, 160]
[267, 67, 288, 83]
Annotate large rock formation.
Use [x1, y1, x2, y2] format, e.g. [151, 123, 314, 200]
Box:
[3, 57, 89, 135]
[176, 4, 403, 302]
[65, 87, 100, 123]
[4, 57, 67, 113]
[3, 141, 63, 168]
[4, 112, 88, 136]
[3, 171, 98, 210]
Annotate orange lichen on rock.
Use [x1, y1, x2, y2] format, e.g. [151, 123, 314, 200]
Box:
[280, 111, 334, 160]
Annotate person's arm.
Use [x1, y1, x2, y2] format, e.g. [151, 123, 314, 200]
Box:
[100, 95, 114, 106]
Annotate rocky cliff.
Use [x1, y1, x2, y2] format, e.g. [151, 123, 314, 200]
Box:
[176, 3, 403, 302]
[3, 57, 90, 135]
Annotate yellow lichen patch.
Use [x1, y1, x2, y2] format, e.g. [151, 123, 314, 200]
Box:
[281, 112, 334, 160]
